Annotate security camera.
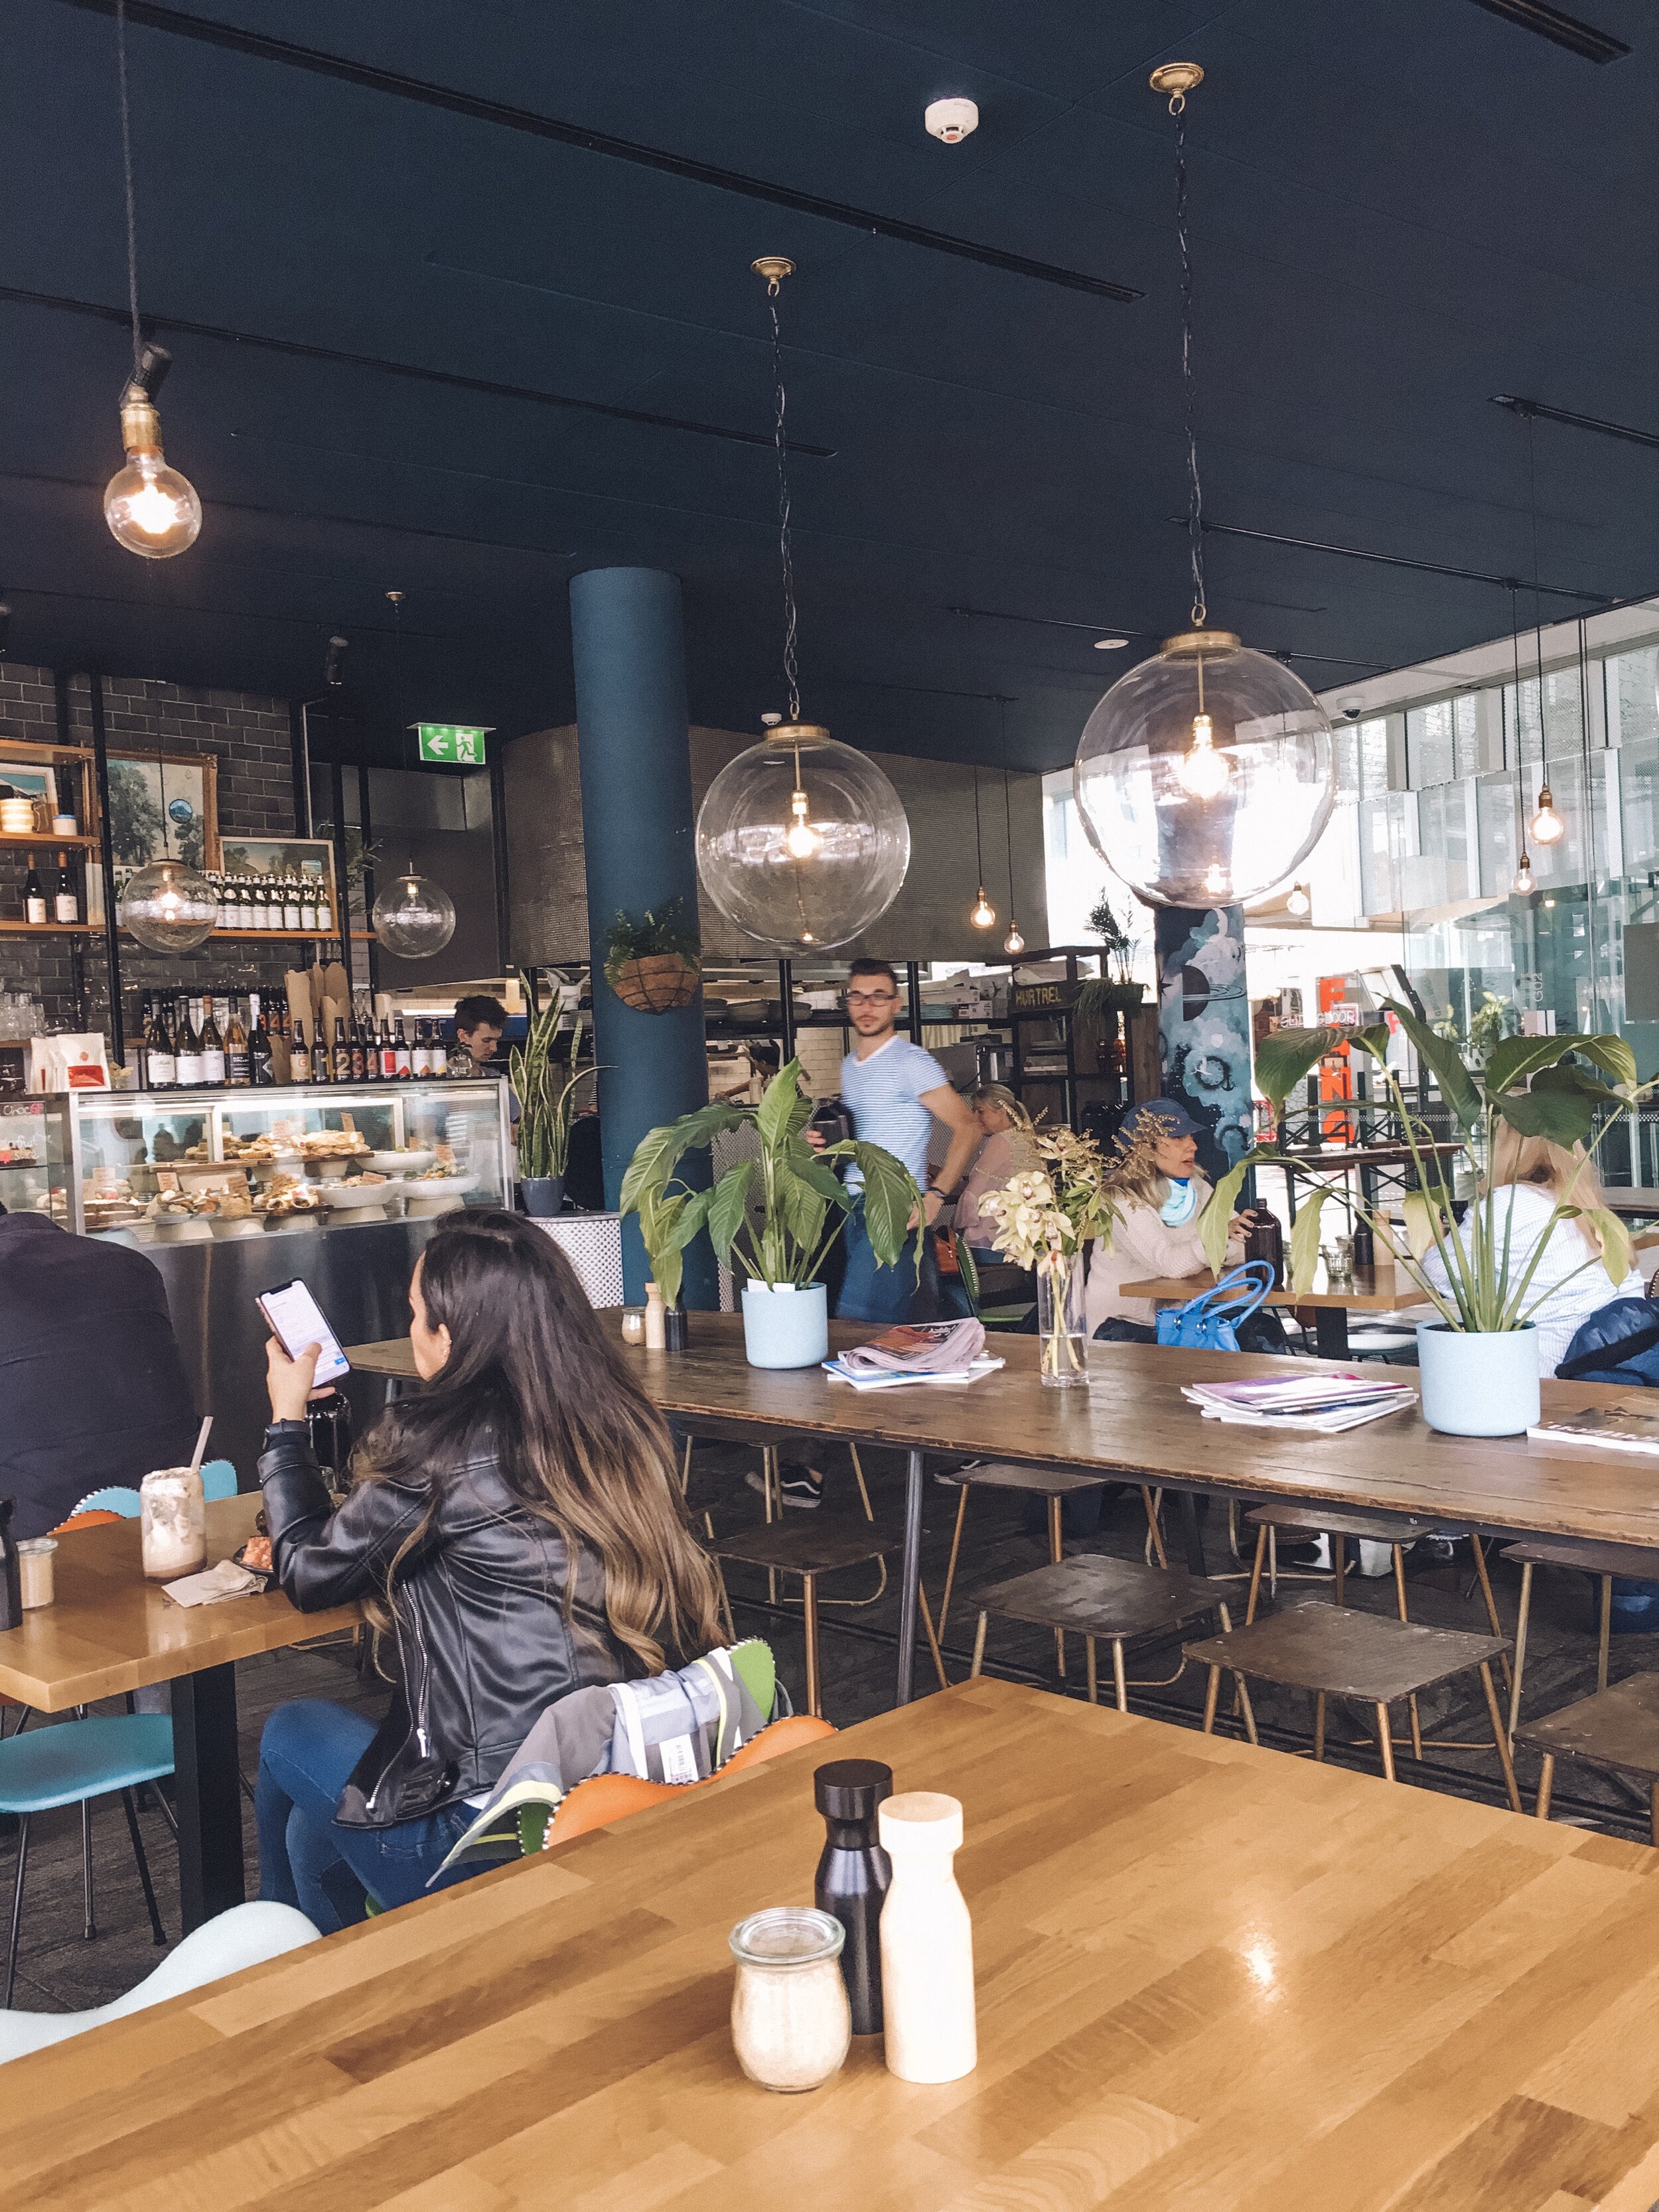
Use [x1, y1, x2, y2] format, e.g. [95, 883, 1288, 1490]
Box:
[1339, 695, 1364, 721]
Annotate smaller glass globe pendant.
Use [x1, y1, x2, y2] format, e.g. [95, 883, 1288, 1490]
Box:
[118, 858, 218, 952]
[1531, 784, 1564, 845]
[104, 382, 201, 559]
[373, 871, 456, 958]
[1512, 849, 1536, 897]
[1073, 629, 1336, 909]
[696, 723, 910, 950]
[1003, 919, 1025, 956]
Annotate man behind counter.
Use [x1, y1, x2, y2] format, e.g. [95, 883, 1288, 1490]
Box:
[450, 994, 509, 1076]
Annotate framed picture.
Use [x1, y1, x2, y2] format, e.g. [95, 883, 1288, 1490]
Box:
[218, 837, 340, 928]
[106, 750, 220, 872]
[0, 757, 60, 814]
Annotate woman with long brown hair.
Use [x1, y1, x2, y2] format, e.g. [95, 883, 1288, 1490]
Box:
[254, 1211, 722, 1931]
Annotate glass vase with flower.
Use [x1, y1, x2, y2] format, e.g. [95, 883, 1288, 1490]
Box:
[977, 1126, 1120, 1388]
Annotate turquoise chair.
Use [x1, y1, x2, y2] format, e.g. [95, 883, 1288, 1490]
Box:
[70, 1462, 238, 1519]
[1, 1715, 174, 2006]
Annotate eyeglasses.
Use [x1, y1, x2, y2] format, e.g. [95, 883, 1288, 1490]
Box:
[845, 990, 899, 1009]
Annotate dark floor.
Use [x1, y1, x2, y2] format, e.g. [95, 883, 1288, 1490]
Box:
[10, 1436, 1659, 2015]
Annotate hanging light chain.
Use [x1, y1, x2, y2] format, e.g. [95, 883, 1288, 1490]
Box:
[1173, 94, 1207, 630]
[766, 281, 802, 725]
[115, 0, 143, 376]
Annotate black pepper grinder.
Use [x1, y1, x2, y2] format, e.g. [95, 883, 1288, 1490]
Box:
[1351, 1217, 1376, 1271]
[0, 1499, 21, 1631]
[814, 1758, 893, 2035]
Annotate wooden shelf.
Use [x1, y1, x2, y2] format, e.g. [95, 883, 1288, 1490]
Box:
[0, 833, 100, 848]
[208, 928, 374, 942]
[0, 919, 96, 934]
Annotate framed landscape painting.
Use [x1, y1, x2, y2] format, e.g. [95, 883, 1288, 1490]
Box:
[106, 750, 220, 872]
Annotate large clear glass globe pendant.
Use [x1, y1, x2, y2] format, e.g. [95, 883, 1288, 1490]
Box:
[117, 859, 218, 952]
[1072, 630, 1336, 907]
[696, 723, 910, 949]
[372, 872, 456, 957]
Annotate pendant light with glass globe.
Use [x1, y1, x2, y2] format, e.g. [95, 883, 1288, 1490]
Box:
[968, 767, 996, 930]
[1072, 64, 1336, 910]
[999, 764, 1025, 955]
[1523, 417, 1565, 848]
[1508, 601, 1536, 897]
[117, 743, 218, 950]
[695, 259, 909, 950]
[103, 0, 201, 560]
[373, 863, 457, 958]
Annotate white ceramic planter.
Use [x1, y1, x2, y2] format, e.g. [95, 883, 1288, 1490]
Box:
[1416, 1323, 1541, 1437]
[741, 1282, 830, 1369]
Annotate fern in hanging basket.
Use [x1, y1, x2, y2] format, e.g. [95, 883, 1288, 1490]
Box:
[603, 899, 702, 1013]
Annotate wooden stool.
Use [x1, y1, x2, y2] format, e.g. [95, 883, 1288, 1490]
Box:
[1244, 1500, 1508, 1762]
[1499, 1536, 1659, 1739]
[937, 1461, 1169, 1676]
[1516, 1673, 1659, 1843]
[1184, 1605, 1520, 1810]
[703, 1516, 944, 1716]
[968, 1554, 1246, 1721]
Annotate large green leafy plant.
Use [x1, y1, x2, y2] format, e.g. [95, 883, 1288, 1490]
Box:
[1201, 1004, 1646, 1333]
[618, 1058, 922, 1307]
[510, 1001, 599, 1180]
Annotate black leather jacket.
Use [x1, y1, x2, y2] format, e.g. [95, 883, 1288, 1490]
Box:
[257, 1426, 628, 1828]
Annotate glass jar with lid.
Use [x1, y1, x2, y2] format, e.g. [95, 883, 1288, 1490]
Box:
[729, 1905, 851, 2092]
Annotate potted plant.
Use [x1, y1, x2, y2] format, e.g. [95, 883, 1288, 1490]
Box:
[1084, 893, 1145, 1013]
[1201, 1005, 1646, 1435]
[975, 1126, 1121, 1386]
[510, 1001, 599, 1218]
[620, 1059, 921, 1367]
[603, 898, 701, 1013]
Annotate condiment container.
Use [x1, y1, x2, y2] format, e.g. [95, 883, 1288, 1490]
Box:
[664, 1304, 689, 1353]
[1351, 1218, 1376, 1270]
[17, 1538, 56, 1610]
[0, 798, 36, 836]
[51, 813, 78, 838]
[729, 1906, 851, 2093]
[814, 1758, 892, 2035]
[878, 1791, 977, 2083]
[1244, 1213, 1283, 1288]
[644, 1281, 667, 1351]
[140, 1464, 206, 1582]
[620, 1308, 645, 1345]
[0, 1499, 21, 1630]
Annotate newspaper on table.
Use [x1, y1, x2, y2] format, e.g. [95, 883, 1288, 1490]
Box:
[825, 1318, 1004, 1391]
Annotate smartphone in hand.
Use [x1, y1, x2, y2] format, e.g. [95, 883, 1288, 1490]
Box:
[257, 1278, 350, 1387]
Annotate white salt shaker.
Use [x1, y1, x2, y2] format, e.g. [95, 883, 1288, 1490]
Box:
[877, 1790, 976, 2083]
[140, 1464, 206, 1582]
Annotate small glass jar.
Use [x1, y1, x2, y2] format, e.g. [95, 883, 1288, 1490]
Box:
[17, 1538, 56, 1609]
[620, 1308, 645, 1346]
[729, 1906, 851, 2093]
[140, 1465, 206, 1582]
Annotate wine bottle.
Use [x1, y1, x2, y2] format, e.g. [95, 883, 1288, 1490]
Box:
[315, 875, 334, 934]
[299, 874, 317, 932]
[225, 998, 252, 1086]
[53, 851, 78, 924]
[200, 996, 227, 1087]
[151, 996, 177, 1090]
[394, 1013, 411, 1079]
[409, 1018, 429, 1080]
[249, 998, 275, 1086]
[175, 997, 204, 1088]
[22, 864, 46, 925]
[215, 873, 232, 929]
[378, 1015, 396, 1081]
[283, 874, 302, 932]
[290, 1016, 311, 1084]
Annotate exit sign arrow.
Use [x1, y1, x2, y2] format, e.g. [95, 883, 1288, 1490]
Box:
[413, 722, 492, 765]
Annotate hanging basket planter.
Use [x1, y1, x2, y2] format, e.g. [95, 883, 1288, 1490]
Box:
[603, 901, 702, 1015]
[610, 952, 701, 1013]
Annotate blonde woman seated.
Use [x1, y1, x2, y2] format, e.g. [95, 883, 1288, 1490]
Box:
[1419, 1128, 1641, 1375]
[1084, 1098, 1287, 1352]
[953, 1084, 1043, 1260]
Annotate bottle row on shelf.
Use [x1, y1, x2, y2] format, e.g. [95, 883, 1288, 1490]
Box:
[133, 990, 470, 1092]
[22, 853, 82, 926]
[203, 871, 334, 934]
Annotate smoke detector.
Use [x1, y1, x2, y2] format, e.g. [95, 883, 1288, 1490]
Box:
[924, 97, 978, 143]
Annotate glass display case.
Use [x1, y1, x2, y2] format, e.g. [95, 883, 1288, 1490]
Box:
[48, 1078, 512, 1243]
[0, 1093, 72, 1228]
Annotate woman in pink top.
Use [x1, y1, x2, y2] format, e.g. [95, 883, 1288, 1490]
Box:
[954, 1085, 1043, 1257]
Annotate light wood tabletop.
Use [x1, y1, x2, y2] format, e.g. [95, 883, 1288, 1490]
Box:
[0, 1497, 360, 1931]
[1119, 1260, 1431, 1313]
[13, 1676, 1659, 2211]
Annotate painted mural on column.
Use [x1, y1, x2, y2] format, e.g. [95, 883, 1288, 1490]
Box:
[1153, 905, 1253, 1183]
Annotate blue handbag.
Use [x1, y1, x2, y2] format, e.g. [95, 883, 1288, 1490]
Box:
[1155, 1261, 1276, 1352]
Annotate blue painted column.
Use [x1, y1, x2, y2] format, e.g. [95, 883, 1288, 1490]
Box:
[1154, 905, 1254, 1183]
[570, 567, 715, 1306]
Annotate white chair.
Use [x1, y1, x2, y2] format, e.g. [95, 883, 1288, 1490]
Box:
[0, 1900, 320, 2063]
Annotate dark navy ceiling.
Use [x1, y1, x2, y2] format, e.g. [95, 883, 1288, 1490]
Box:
[2, 0, 1655, 771]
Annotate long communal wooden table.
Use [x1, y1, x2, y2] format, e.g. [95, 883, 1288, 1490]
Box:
[15, 1676, 1659, 2210]
[0, 1497, 359, 1931]
[348, 1316, 1659, 1712]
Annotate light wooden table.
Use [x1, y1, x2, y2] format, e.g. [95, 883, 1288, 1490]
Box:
[12, 1676, 1659, 2210]
[1120, 1260, 1431, 1356]
[349, 1319, 1659, 1712]
[0, 1497, 359, 1931]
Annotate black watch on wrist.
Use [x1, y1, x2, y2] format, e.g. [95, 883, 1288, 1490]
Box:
[264, 1418, 309, 1438]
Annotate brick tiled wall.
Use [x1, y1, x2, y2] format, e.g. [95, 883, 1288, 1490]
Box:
[0, 663, 302, 1052]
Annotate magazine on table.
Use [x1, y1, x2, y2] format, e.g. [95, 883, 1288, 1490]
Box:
[1527, 1402, 1659, 1457]
[824, 1317, 1004, 1390]
[1182, 1370, 1416, 1434]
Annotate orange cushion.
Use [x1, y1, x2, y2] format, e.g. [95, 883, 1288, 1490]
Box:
[50, 1510, 125, 1534]
[545, 1714, 837, 1846]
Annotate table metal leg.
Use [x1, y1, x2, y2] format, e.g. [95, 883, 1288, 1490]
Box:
[896, 1448, 925, 1708]
[1177, 1491, 1206, 1575]
[171, 1662, 245, 1932]
[1314, 1308, 1350, 1358]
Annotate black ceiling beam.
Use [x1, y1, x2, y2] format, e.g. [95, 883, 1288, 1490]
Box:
[0, 283, 832, 455]
[1186, 516, 1616, 604]
[52, 0, 1141, 303]
[1492, 394, 1659, 453]
[1465, 0, 1630, 63]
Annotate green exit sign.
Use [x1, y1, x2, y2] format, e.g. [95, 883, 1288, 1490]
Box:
[413, 723, 491, 765]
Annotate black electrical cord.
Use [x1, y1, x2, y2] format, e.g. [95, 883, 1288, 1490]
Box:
[1170, 88, 1206, 629]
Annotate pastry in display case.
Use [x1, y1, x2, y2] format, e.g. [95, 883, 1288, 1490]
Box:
[54, 1078, 510, 1241]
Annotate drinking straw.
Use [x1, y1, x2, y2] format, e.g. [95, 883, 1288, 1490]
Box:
[186, 1414, 213, 1484]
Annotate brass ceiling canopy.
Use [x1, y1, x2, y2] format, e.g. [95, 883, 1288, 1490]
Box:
[1162, 629, 1240, 656]
[1149, 61, 1205, 98]
[751, 256, 796, 291]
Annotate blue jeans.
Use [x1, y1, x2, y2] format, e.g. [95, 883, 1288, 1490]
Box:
[256, 1700, 482, 1934]
[835, 1199, 937, 1325]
